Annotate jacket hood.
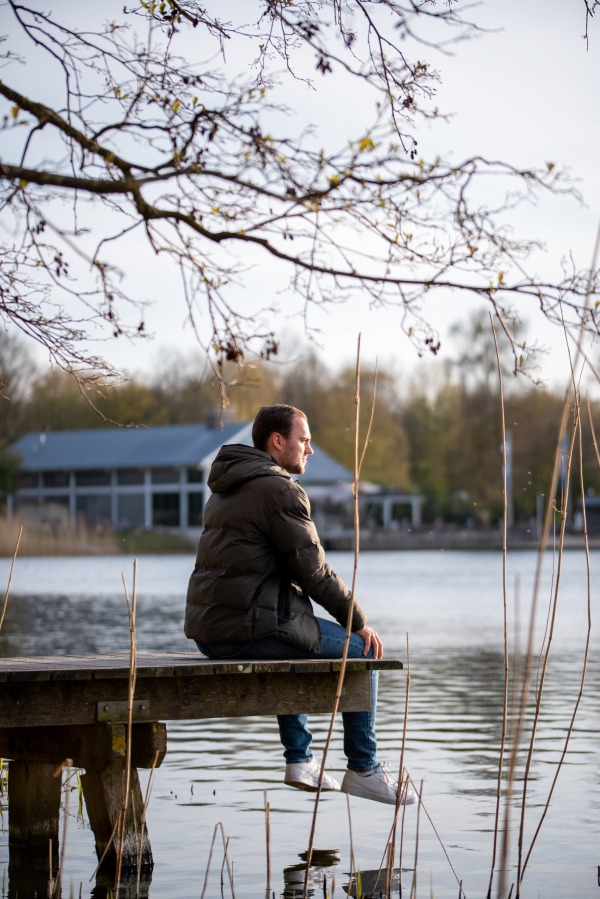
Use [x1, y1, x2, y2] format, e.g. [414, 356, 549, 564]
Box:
[207, 444, 290, 494]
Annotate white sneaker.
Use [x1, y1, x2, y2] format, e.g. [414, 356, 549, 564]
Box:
[341, 762, 415, 806]
[284, 757, 341, 792]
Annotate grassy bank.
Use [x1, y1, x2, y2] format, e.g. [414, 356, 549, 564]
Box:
[0, 517, 195, 557]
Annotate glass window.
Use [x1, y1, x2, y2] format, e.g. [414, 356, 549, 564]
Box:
[76, 494, 112, 524]
[117, 469, 145, 485]
[186, 468, 204, 484]
[17, 472, 38, 489]
[117, 494, 145, 528]
[188, 493, 204, 527]
[151, 468, 180, 485]
[42, 471, 69, 488]
[152, 493, 180, 527]
[75, 470, 111, 487]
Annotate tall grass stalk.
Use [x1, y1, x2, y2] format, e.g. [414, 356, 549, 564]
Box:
[137, 751, 160, 893]
[488, 315, 511, 899]
[496, 368, 575, 898]
[515, 406, 577, 889]
[303, 335, 377, 897]
[200, 822, 236, 899]
[0, 524, 22, 633]
[346, 793, 357, 892]
[513, 218, 600, 895]
[392, 634, 411, 883]
[50, 759, 75, 897]
[115, 559, 138, 893]
[395, 779, 463, 895]
[264, 790, 271, 895]
[500, 221, 600, 898]
[409, 780, 423, 899]
[520, 402, 593, 881]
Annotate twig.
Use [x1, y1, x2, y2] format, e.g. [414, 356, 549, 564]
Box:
[137, 750, 160, 893]
[346, 793, 357, 892]
[515, 217, 600, 894]
[0, 524, 23, 633]
[403, 776, 463, 892]
[520, 401, 592, 879]
[265, 790, 271, 895]
[487, 314, 511, 899]
[409, 780, 423, 899]
[115, 559, 138, 892]
[303, 334, 377, 896]
[385, 632, 412, 896]
[200, 822, 236, 899]
[52, 761, 79, 897]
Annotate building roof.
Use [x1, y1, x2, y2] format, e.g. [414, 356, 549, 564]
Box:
[11, 423, 352, 484]
[11, 423, 250, 472]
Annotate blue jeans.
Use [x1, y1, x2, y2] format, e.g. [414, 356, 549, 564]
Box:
[196, 617, 378, 771]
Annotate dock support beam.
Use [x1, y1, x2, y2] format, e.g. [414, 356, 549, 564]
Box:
[2, 721, 166, 877]
[81, 758, 152, 868]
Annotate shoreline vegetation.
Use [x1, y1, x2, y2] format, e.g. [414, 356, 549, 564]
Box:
[1, 516, 596, 558]
[0, 517, 196, 558]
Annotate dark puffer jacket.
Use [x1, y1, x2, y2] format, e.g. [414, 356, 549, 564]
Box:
[184, 444, 367, 652]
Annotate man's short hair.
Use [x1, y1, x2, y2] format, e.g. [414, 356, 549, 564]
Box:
[252, 404, 307, 452]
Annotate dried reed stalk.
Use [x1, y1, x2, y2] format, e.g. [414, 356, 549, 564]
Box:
[303, 334, 377, 897]
[137, 750, 160, 893]
[264, 790, 271, 894]
[115, 559, 138, 893]
[200, 822, 236, 899]
[0, 523, 22, 633]
[520, 400, 592, 881]
[409, 779, 423, 899]
[52, 761, 76, 897]
[513, 218, 600, 895]
[487, 314, 511, 899]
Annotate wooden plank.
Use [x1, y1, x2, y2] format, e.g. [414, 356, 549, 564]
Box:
[0, 652, 402, 680]
[0, 668, 377, 727]
[0, 654, 402, 728]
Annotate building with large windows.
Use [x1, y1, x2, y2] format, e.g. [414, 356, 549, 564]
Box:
[6, 421, 354, 531]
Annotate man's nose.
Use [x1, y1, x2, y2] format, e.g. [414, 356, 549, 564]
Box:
[306, 443, 314, 455]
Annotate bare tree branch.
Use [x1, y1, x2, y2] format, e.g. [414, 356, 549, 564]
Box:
[0, 0, 598, 383]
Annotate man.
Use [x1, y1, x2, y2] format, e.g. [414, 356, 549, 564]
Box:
[185, 404, 413, 805]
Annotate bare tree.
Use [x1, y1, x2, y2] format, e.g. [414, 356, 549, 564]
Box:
[0, 0, 598, 385]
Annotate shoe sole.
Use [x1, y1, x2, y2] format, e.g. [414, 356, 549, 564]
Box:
[341, 783, 415, 805]
[284, 779, 340, 792]
[341, 784, 397, 804]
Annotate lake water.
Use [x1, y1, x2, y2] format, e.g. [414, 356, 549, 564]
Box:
[1, 548, 599, 899]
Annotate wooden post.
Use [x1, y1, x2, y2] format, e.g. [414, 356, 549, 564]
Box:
[7, 760, 61, 897]
[8, 759, 61, 845]
[80, 725, 153, 868]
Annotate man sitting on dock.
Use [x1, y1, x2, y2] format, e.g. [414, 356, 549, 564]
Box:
[185, 403, 414, 806]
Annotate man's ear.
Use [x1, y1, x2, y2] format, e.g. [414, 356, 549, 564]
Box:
[267, 431, 283, 455]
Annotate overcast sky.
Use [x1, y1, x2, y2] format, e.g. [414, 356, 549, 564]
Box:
[6, 0, 600, 393]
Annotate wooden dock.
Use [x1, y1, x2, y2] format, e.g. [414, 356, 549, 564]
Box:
[0, 652, 402, 890]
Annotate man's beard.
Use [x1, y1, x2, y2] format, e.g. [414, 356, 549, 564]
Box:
[281, 452, 305, 475]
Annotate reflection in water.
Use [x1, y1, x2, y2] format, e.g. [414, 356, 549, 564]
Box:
[91, 867, 153, 899]
[1, 551, 599, 898]
[282, 849, 340, 898]
[342, 868, 406, 897]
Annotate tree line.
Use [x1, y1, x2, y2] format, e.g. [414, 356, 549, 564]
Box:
[1, 325, 598, 528]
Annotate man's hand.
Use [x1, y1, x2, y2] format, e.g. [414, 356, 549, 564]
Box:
[355, 626, 383, 660]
